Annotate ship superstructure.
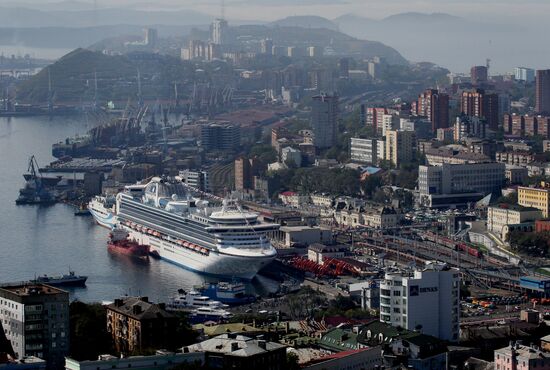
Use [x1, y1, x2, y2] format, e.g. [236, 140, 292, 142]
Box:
[115, 177, 278, 279]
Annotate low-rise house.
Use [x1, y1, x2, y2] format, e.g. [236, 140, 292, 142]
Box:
[65, 351, 204, 370]
[310, 193, 334, 208]
[332, 201, 400, 229]
[364, 206, 400, 229]
[301, 347, 382, 370]
[526, 161, 548, 177]
[0, 355, 45, 370]
[318, 326, 367, 352]
[496, 151, 535, 167]
[494, 342, 550, 370]
[385, 334, 448, 370]
[269, 226, 333, 248]
[185, 333, 286, 370]
[106, 297, 178, 354]
[334, 204, 366, 228]
[505, 165, 528, 185]
[278, 191, 308, 208]
[487, 204, 542, 240]
[308, 244, 347, 265]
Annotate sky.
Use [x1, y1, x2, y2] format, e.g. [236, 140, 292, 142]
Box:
[0, 0, 547, 72]
[3, 0, 550, 21]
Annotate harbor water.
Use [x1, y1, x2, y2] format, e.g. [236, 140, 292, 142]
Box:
[0, 116, 277, 302]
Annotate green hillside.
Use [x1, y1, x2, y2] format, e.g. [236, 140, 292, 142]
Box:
[16, 48, 196, 104]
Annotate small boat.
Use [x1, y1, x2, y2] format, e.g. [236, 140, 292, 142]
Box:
[197, 281, 256, 306]
[74, 203, 91, 216]
[108, 228, 149, 259]
[166, 290, 228, 313]
[188, 306, 233, 324]
[32, 271, 87, 287]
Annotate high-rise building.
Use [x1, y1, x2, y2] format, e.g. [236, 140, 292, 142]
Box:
[514, 67, 535, 83]
[211, 18, 228, 45]
[311, 94, 338, 149]
[339, 58, 349, 78]
[350, 138, 377, 164]
[454, 116, 487, 142]
[235, 157, 252, 191]
[260, 39, 273, 55]
[416, 89, 449, 131]
[460, 89, 499, 130]
[380, 113, 399, 137]
[385, 130, 416, 167]
[307, 46, 322, 58]
[364, 107, 388, 133]
[400, 117, 432, 139]
[144, 28, 158, 47]
[536, 69, 550, 114]
[470, 65, 488, 85]
[200, 123, 240, 151]
[379, 261, 460, 341]
[0, 284, 70, 369]
[179, 169, 210, 192]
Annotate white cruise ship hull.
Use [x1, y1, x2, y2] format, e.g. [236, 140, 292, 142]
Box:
[127, 229, 275, 280]
[89, 208, 116, 229]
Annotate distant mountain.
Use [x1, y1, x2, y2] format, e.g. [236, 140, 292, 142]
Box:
[0, 25, 198, 49]
[333, 12, 529, 72]
[0, 6, 213, 27]
[269, 16, 338, 30]
[16, 48, 136, 103]
[381, 12, 462, 23]
[233, 24, 407, 65]
[0, 1, 96, 11]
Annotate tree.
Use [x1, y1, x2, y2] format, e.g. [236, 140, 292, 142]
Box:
[173, 312, 199, 348]
[286, 353, 301, 370]
[496, 192, 518, 205]
[69, 301, 112, 361]
[362, 176, 383, 199]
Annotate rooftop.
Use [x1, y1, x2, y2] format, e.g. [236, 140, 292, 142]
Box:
[495, 342, 550, 360]
[0, 284, 67, 296]
[490, 203, 540, 212]
[107, 297, 175, 321]
[186, 334, 285, 357]
[425, 148, 491, 163]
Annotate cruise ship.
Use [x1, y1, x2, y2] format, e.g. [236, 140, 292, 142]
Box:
[89, 185, 146, 229]
[115, 177, 279, 279]
[88, 196, 117, 229]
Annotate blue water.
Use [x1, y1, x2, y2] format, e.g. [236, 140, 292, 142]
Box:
[0, 115, 277, 303]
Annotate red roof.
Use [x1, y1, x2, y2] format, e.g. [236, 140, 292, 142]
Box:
[302, 348, 372, 366]
[280, 191, 298, 196]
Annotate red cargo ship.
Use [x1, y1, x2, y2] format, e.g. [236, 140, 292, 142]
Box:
[108, 229, 149, 259]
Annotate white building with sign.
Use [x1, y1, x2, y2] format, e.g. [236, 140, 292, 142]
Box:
[379, 261, 460, 342]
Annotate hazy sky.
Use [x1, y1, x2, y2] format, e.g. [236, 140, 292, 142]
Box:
[4, 0, 550, 21]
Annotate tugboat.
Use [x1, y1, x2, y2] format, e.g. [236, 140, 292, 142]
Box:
[74, 203, 91, 216]
[32, 271, 87, 287]
[197, 281, 256, 306]
[107, 228, 149, 259]
[16, 156, 57, 205]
